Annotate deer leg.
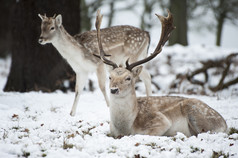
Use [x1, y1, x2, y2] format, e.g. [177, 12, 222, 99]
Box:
[147, 112, 172, 136]
[70, 72, 88, 116]
[97, 64, 110, 107]
[139, 68, 152, 96]
[184, 99, 227, 135]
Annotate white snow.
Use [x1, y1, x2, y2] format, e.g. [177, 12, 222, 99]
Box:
[0, 45, 238, 157]
[0, 56, 11, 92]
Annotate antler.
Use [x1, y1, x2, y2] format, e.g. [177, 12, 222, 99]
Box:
[126, 9, 175, 71]
[95, 10, 118, 69]
[38, 13, 47, 20]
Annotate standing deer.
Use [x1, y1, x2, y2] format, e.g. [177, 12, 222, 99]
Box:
[38, 11, 152, 116]
[95, 10, 227, 137]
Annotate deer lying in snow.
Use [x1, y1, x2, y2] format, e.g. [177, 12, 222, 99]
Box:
[38, 12, 152, 116]
[95, 10, 227, 137]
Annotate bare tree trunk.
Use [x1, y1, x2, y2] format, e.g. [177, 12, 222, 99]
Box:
[140, 0, 154, 30]
[169, 0, 188, 46]
[215, 0, 226, 46]
[80, 0, 91, 32]
[216, 14, 225, 46]
[4, 0, 80, 92]
[0, 0, 15, 58]
[107, 1, 115, 27]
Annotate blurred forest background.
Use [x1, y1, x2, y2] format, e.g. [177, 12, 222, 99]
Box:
[0, 0, 238, 94]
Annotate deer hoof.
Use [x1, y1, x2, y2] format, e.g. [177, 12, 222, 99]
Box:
[70, 111, 76, 116]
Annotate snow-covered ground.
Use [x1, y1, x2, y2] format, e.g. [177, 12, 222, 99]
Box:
[0, 45, 238, 158]
[0, 91, 237, 158]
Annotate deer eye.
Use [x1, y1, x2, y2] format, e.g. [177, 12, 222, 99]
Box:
[125, 77, 131, 81]
[50, 27, 55, 30]
[109, 77, 111, 80]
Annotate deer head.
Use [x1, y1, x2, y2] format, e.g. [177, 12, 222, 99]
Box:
[109, 66, 143, 97]
[38, 14, 62, 45]
[95, 10, 175, 96]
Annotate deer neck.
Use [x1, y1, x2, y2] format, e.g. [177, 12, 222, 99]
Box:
[110, 89, 138, 135]
[52, 26, 81, 53]
[51, 26, 85, 69]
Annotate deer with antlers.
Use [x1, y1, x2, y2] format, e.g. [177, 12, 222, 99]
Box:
[38, 12, 152, 116]
[95, 10, 227, 137]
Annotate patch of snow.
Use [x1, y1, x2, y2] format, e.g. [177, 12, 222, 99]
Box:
[0, 56, 11, 92]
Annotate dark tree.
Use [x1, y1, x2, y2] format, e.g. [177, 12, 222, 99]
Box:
[140, 0, 156, 30]
[4, 0, 80, 92]
[0, 0, 15, 58]
[209, 0, 238, 46]
[169, 0, 188, 46]
[107, 0, 115, 27]
[80, 0, 103, 32]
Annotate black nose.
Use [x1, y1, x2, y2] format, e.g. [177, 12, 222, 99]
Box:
[38, 37, 43, 44]
[111, 88, 119, 94]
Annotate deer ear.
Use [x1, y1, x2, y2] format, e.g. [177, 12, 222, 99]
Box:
[38, 14, 44, 20]
[132, 66, 143, 78]
[55, 14, 62, 27]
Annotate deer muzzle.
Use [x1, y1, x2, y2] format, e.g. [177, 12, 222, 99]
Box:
[38, 36, 44, 44]
[38, 35, 48, 45]
[110, 88, 119, 94]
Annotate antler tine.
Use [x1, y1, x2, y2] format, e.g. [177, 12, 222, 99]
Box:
[95, 10, 118, 69]
[126, 9, 175, 71]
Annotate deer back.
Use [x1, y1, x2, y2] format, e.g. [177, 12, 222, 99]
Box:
[74, 25, 150, 65]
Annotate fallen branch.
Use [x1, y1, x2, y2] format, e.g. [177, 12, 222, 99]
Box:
[171, 52, 238, 93]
